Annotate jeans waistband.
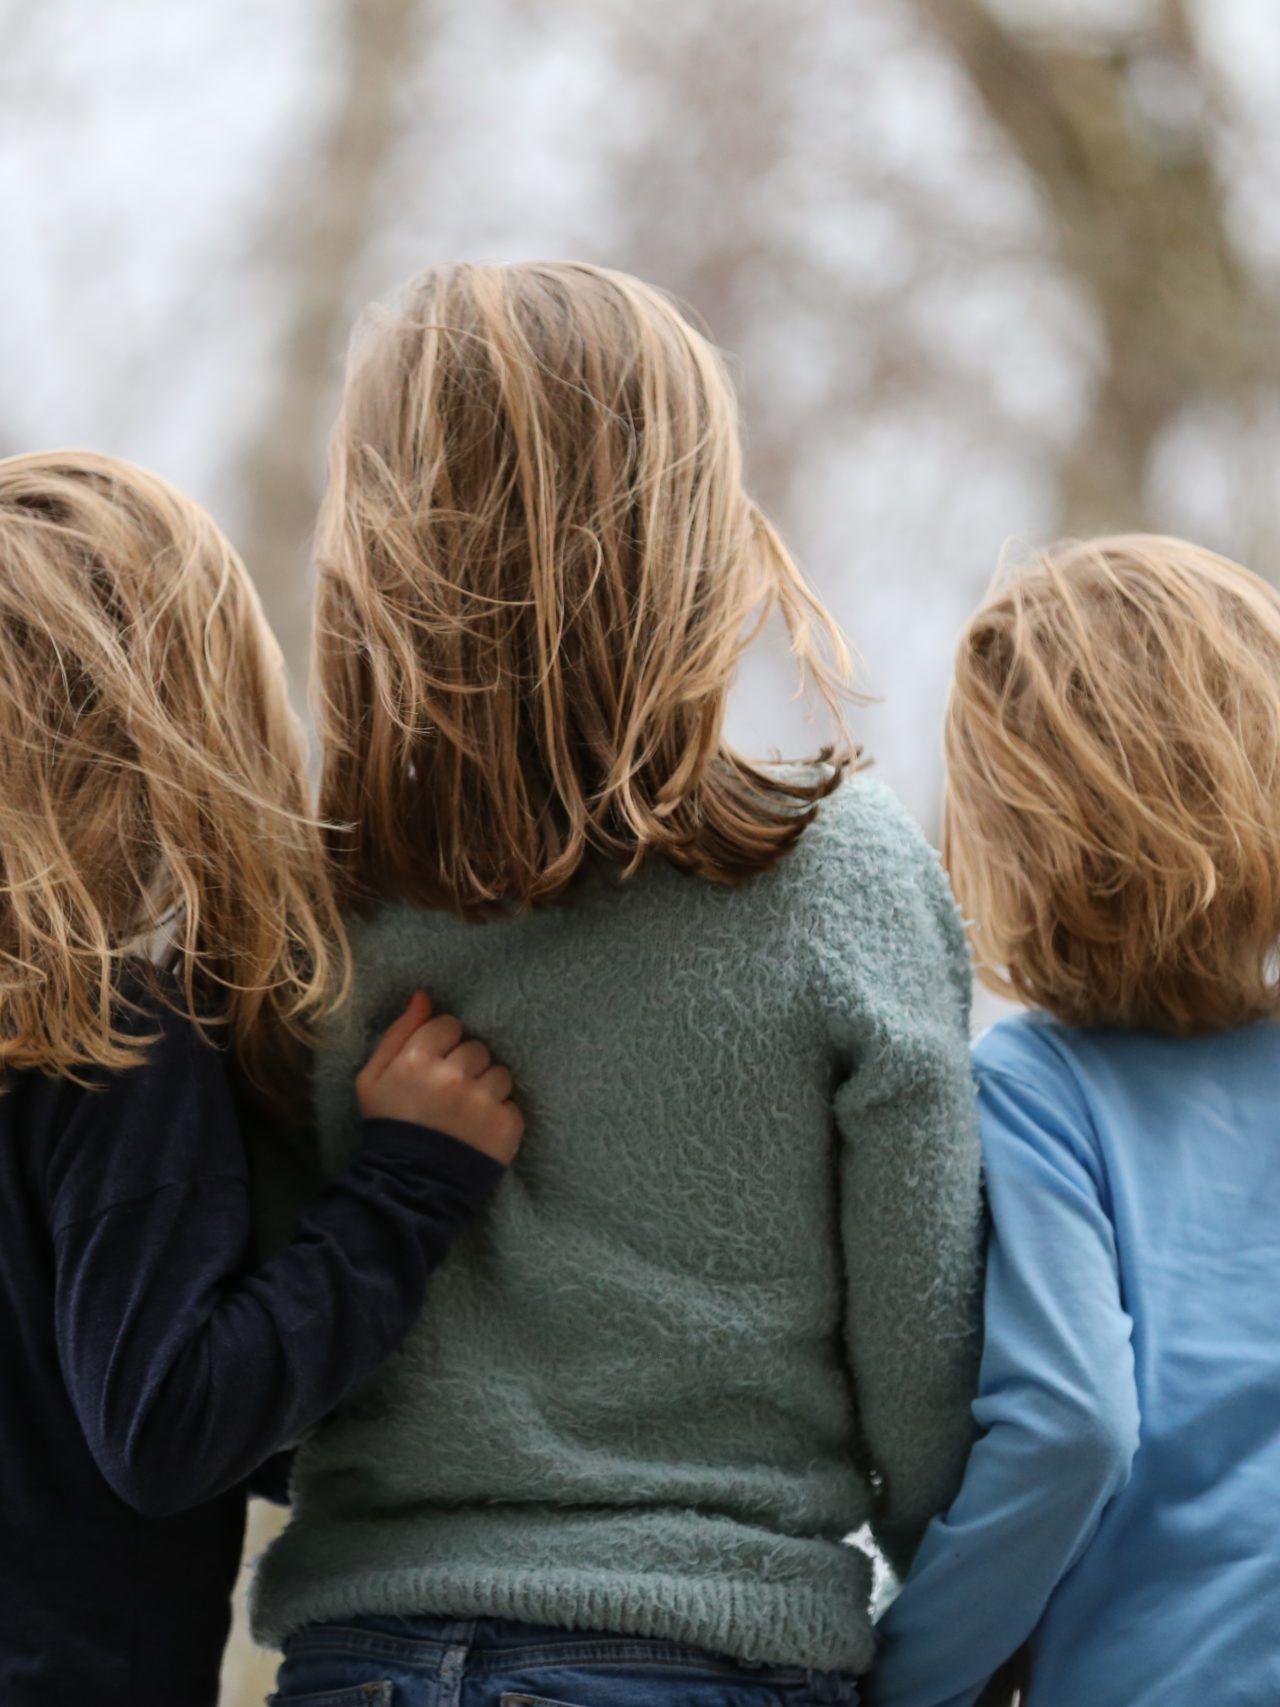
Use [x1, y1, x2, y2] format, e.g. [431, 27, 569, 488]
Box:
[286, 1613, 857, 1699]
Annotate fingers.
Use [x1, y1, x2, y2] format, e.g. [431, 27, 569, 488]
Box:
[407, 1012, 464, 1060]
[448, 1039, 492, 1080]
[358, 991, 432, 1084]
[476, 1063, 513, 1102]
[356, 1003, 524, 1158]
[494, 1099, 525, 1153]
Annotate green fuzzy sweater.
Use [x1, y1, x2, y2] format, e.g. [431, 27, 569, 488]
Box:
[251, 778, 983, 1673]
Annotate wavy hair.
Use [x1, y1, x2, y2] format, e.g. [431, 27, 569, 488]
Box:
[945, 534, 1280, 1033]
[313, 261, 853, 915]
[0, 451, 347, 1090]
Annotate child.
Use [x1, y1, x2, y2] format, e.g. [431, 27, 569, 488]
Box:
[868, 536, 1280, 1706]
[0, 451, 522, 1707]
[252, 261, 985, 1707]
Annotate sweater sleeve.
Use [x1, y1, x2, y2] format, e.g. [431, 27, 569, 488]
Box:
[864, 1050, 1140, 1707]
[47, 1008, 505, 1518]
[826, 790, 984, 1581]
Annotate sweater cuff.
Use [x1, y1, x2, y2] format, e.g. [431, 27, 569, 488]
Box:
[357, 1117, 507, 1207]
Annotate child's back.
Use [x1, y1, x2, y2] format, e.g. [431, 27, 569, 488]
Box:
[871, 535, 1280, 1707]
[255, 262, 984, 1690]
[977, 1013, 1280, 1703]
[0, 452, 523, 1707]
[0, 1029, 245, 1697]
[254, 777, 982, 1673]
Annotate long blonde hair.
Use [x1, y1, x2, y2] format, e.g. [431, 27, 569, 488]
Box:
[314, 261, 852, 915]
[945, 534, 1280, 1033]
[0, 450, 347, 1090]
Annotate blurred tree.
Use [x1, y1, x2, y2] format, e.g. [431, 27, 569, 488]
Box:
[918, 0, 1272, 533]
[600, 0, 1015, 519]
[237, 0, 422, 687]
[602, 0, 820, 514]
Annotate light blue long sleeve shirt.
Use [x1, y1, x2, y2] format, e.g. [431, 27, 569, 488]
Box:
[869, 1010, 1280, 1707]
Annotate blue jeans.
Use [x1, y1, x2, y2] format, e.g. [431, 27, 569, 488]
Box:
[270, 1616, 861, 1707]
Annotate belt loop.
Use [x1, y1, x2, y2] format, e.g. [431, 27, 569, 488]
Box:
[805, 1668, 846, 1705]
[437, 1620, 478, 1707]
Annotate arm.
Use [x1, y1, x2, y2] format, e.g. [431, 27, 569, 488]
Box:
[834, 825, 985, 1580]
[865, 1055, 1140, 1707]
[51, 999, 515, 1518]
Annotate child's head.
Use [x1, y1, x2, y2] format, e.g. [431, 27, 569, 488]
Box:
[0, 450, 345, 1088]
[313, 260, 850, 914]
[945, 534, 1280, 1033]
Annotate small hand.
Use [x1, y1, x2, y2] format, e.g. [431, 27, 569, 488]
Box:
[356, 992, 524, 1165]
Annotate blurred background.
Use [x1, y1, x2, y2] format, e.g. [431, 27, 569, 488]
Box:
[4, 0, 1279, 1699]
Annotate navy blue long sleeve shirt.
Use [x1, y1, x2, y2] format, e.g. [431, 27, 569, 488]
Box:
[0, 999, 505, 1707]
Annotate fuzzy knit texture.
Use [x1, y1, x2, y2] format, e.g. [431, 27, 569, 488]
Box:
[251, 776, 984, 1673]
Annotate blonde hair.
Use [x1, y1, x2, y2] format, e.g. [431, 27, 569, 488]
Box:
[313, 261, 852, 915]
[945, 534, 1280, 1033]
[0, 451, 347, 1091]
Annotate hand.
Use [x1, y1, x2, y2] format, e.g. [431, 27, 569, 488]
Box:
[355, 992, 524, 1165]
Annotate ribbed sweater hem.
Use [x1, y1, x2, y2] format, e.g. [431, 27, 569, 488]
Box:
[252, 1562, 876, 1675]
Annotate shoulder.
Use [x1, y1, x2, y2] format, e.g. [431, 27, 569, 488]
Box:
[775, 780, 974, 1082]
[788, 771, 937, 873]
[104, 976, 237, 1091]
[38, 991, 244, 1233]
[773, 773, 958, 919]
[336, 775, 967, 1015]
[793, 774, 970, 988]
[973, 1010, 1090, 1099]
[807, 776, 961, 917]
[972, 1012, 1104, 1173]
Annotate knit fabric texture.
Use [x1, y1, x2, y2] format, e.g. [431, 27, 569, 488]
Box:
[251, 777, 983, 1673]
